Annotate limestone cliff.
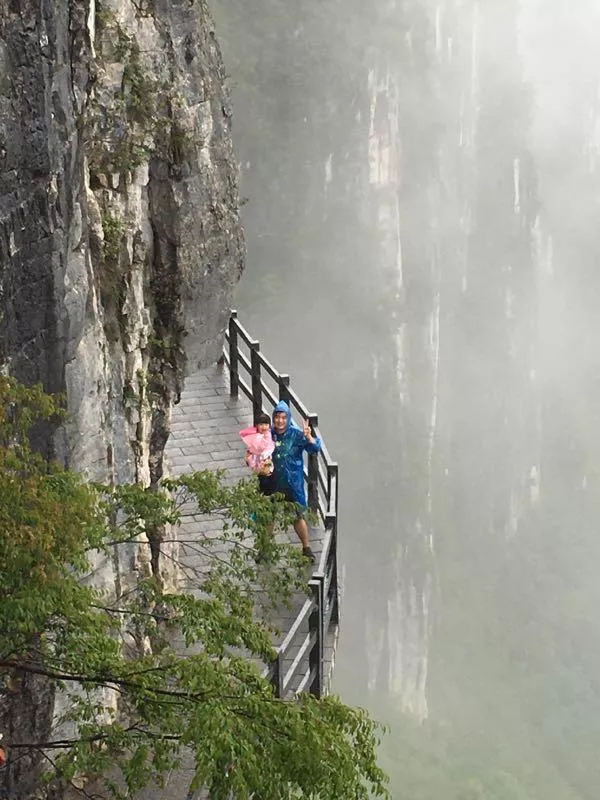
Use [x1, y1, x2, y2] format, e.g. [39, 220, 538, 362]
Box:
[0, 0, 243, 795]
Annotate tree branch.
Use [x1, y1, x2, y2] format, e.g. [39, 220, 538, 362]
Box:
[8, 726, 181, 750]
[0, 659, 210, 702]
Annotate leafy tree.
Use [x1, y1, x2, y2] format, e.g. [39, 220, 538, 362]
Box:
[0, 377, 388, 799]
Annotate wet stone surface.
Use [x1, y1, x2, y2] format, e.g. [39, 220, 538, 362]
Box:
[164, 363, 327, 658]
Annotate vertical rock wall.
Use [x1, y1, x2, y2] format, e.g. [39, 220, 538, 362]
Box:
[0, 1, 244, 796]
[0, 0, 243, 483]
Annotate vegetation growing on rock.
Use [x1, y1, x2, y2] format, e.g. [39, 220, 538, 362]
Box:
[0, 378, 389, 799]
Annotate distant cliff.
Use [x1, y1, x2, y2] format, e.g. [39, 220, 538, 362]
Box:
[0, 0, 243, 795]
[213, 1, 600, 797]
[211, 0, 539, 722]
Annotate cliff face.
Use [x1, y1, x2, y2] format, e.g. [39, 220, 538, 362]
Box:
[0, 1, 243, 795]
[0, 0, 243, 482]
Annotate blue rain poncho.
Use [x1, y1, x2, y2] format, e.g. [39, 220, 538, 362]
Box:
[271, 400, 321, 507]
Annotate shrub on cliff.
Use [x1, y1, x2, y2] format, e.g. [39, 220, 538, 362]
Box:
[0, 377, 388, 800]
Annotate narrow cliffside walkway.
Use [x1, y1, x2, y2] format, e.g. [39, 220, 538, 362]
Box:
[91, 359, 337, 800]
[164, 363, 326, 679]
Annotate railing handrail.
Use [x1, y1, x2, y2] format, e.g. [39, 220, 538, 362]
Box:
[224, 315, 339, 525]
[224, 311, 339, 698]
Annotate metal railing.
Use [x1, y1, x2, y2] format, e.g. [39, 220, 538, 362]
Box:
[223, 311, 339, 698]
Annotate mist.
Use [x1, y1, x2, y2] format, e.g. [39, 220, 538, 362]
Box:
[211, 1, 600, 796]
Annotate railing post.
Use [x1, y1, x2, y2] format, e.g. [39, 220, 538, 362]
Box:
[278, 373, 291, 406]
[271, 653, 284, 697]
[325, 465, 339, 626]
[328, 462, 339, 518]
[307, 413, 319, 514]
[228, 311, 239, 398]
[250, 341, 262, 420]
[308, 580, 323, 697]
[326, 516, 340, 627]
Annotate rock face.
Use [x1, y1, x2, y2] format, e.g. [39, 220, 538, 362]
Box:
[0, 0, 243, 481]
[0, 0, 244, 795]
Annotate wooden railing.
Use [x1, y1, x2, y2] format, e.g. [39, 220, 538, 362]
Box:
[223, 310, 339, 698]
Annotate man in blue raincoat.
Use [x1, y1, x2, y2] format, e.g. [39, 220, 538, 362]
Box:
[266, 400, 321, 563]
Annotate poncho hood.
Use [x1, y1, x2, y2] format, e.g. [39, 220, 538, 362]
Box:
[273, 400, 296, 433]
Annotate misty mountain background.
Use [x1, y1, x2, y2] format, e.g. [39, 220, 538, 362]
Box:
[210, 1, 600, 797]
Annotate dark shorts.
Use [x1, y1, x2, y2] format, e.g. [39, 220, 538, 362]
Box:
[258, 475, 306, 519]
[257, 473, 277, 495]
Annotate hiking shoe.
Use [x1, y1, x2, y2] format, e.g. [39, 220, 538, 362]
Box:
[302, 546, 316, 564]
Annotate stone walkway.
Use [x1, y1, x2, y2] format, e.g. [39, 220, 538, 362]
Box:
[84, 364, 335, 800]
[164, 363, 327, 681]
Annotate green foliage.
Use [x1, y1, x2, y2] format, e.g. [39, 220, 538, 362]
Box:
[101, 212, 123, 263]
[98, 211, 125, 342]
[0, 378, 389, 799]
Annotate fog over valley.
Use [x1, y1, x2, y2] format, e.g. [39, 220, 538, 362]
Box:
[212, 1, 600, 796]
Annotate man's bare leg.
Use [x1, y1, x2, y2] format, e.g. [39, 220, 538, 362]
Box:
[293, 517, 310, 549]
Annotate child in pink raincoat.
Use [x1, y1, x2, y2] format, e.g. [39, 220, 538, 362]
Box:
[240, 413, 275, 476]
